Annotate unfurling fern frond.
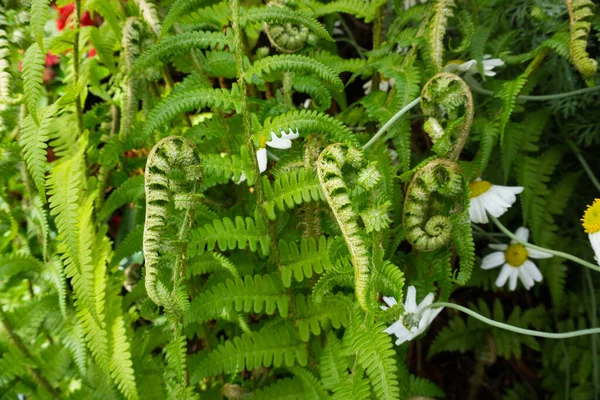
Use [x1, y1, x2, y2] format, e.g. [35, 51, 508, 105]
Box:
[317, 144, 370, 310]
[242, 6, 333, 43]
[19, 106, 56, 201]
[279, 236, 332, 287]
[22, 42, 45, 124]
[428, 0, 456, 72]
[259, 110, 359, 147]
[136, 0, 162, 37]
[262, 168, 324, 220]
[246, 55, 344, 91]
[566, 0, 597, 85]
[143, 136, 203, 306]
[188, 209, 270, 256]
[292, 75, 332, 111]
[190, 323, 308, 383]
[142, 85, 242, 136]
[98, 175, 145, 221]
[345, 307, 400, 400]
[304, 0, 387, 23]
[132, 30, 234, 73]
[185, 273, 290, 325]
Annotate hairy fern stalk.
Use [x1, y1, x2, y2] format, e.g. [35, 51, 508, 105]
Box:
[1, 0, 599, 398]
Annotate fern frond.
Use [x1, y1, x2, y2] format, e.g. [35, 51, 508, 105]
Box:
[136, 0, 161, 36]
[259, 110, 359, 147]
[566, 0, 597, 85]
[279, 236, 332, 287]
[312, 51, 369, 74]
[22, 42, 45, 124]
[109, 314, 139, 400]
[428, 0, 456, 72]
[161, 0, 207, 37]
[133, 30, 234, 73]
[188, 209, 270, 256]
[19, 106, 55, 202]
[312, 262, 354, 304]
[406, 375, 445, 398]
[346, 307, 399, 400]
[185, 252, 239, 279]
[262, 168, 324, 220]
[190, 323, 308, 383]
[0, 253, 44, 278]
[111, 225, 144, 267]
[294, 293, 351, 341]
[289, 366, 328, 400]
[185, 273, 289, 325]
[246, 55, 344, 91]
[332, 365, 372, 400]
[201, 152, 244, 188]
[304, 0, 387, 22]
[319, 333, 347, 390]
[98, 175, 145, 221]
[142, 85, 242, 136]
[249, 377, 306, 399]
[292, 74, 332, 111]
[30, 0, 50, 51]
[242, 7, 333, 42]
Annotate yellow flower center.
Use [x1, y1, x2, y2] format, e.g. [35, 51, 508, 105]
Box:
[447, 59, 465, 65]
[259, 134, 268, 148]
[469, 180, 492, 198]
[504, 244, 528, 267]
[582, 199, 600, 234]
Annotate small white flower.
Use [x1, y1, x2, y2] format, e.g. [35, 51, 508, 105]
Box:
[380, 286, 443, 346]
[235, 130, 300, 184]
[481, 227, 551, 291]
[469, 179, 524, 224]
[443, 54, 504, 77]
[582, 199, 600, 265]
[303, 98, 312, 109]
[362, 78, 395, 95]
[267, 128, 299, 149]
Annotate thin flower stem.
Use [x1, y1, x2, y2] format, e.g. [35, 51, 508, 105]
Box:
[362, 97, 421, 150]
[427, 302, 600, 339]
[567, 139, 600, 194]
[489, 215, 600, 272]
[464, 74, 600, 101]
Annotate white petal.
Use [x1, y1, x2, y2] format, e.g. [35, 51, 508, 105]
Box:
[590, 233, 600, 265]
[266, 132, 292, 149]
[482, 196, 507, 218]
[234, 171, 247, 184]
[527, 247, 552, 259]
[524, 260, 543, 282]
[416, 293, 435, 312]
[383, 320, 405, 336]
[443, 63, 459, 73]
[481, 252, 506, 270]
[394, 331, 412, 346]
[382, 296, 397, 308]
[458, 60, 477, 73]
[484, 70, 497, 77]
[362, 80, 373, 94]
[495, 264, 512, 288]
[404, 286, 417, 313]
[484, 58, 505, 67]
[514, 227, 529, 243]
[256, 148, 268, 172]
[489, 243, 508, 251]
[469, 198, 489, 224]
[518, 266, 534, 290]
[508, 269, 519, 291]
[282, 128, 299, 141]
[487, 187, 514, 208]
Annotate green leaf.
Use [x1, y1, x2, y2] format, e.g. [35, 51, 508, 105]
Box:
[22, 42, 46, 124]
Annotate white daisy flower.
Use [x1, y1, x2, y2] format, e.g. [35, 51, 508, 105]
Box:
[380, 286, 444, 346]
[235, 130, 300, 184]
[582, 199, 600, 265]
[443, 54, 504, 77]
[469, 179, 524, 224]
[362, 78, 395, 95]
[481, 227, 552, 291]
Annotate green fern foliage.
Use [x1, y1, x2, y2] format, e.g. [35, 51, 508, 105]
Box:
[242, 7, 333, 42]
[279, 236, 332, 287]
[30, 0, 49, 51]
[428, 0, 456, 72]
[262, 168, 324, 220]
[98, 175, 145, 221]
[566, 0, 597, 85]
[22, 42, 45, 124]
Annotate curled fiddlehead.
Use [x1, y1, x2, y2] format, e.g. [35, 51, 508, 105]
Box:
[266, 22, 316, 53]
[404, 72, 473, 252]
[143, 136, 203, 306]
[317, 144, 370, 310]
[566, 0, 597, 86]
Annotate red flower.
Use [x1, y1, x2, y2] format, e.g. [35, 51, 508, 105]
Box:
[45, 52, 59, 67]
[55, 3, 95, 31]
[88, 47, 96, 57]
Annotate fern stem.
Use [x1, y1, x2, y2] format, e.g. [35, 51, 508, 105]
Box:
[73, 0, 84, 136]
[427, 302, 600, 339]
[489, 215, 600, 272]
[584, 267, 599, 398]
[0, 308, 60, 397]
[567, 139, 600, 194]
[336, 15, 364, 59]
[362, 97, 420, 150]
[464, 74, 600, 101]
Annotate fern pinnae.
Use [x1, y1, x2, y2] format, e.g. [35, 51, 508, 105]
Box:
[143, 136, 203, 306]
[566, 0, 597, 85]
[317, 144, 371, 310]
[22, 42, 45, 124]
[30, 0, 50, 52]
[262, 168, 324, 220]
[428, 0, 456, 72]
[246, 54, 344, 91]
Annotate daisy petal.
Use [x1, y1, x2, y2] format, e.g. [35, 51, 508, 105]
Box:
[514, 227, 529, 243]
[489, 243, 508, 251]
[518, 267, 534, 290]
[508, 270, 519, 291]
[382, 296, 397, 308]
[590, 232, 600, 265]
[481, 252, 505, 270]
[524, 260, 543, 282]
[404, 286, 417, 313]
[527, 248, 552, 259]
[256, 148, 268, 172]
[495, 264, 512, 288]
[417, 293, 435, 311]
